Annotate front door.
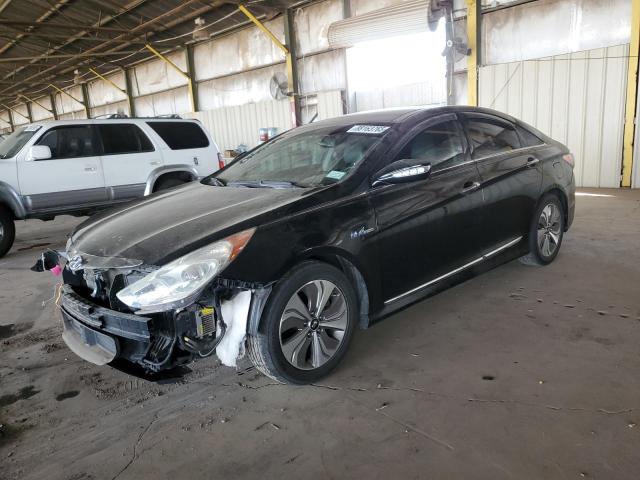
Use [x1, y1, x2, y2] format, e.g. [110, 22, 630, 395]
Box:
[18, 125, 106, 212]
[370, 115, 485, 305]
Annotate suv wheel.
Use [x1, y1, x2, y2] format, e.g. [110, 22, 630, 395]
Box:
[0, 206, 16, 258]
[520, 193, 565, 266]
[247, 262, 357, 384]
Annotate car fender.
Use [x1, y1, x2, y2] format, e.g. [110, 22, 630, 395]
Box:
[144, 165, 200, 196]
[0, 181, 27, 219]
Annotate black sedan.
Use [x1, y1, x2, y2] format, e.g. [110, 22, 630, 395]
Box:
[53, 106, 575, 384]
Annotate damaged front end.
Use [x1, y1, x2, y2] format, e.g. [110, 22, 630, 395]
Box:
[36, 229, 268, 373]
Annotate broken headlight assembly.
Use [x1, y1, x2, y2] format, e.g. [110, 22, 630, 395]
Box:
[116, 228, 255, 314]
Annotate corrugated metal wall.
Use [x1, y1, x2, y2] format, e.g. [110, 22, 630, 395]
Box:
[185, 89, 344, 152]
[479, 44, 629, 188]
[316, 90, 345, 120]
[185, 99, 290, 152]
[354, 81, 445, 111]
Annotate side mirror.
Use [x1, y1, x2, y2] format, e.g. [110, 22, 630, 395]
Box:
[372, 159, 431, 187]
[26, 145, 52, 161]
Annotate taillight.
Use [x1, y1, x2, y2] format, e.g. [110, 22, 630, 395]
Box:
[562, 153, 575, 168]
[217, 152, 225, 170]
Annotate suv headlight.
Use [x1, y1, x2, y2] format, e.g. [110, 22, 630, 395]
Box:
[117, 228, 255, 313]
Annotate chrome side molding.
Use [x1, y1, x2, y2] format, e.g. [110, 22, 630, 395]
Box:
[384, 236, 523, 305]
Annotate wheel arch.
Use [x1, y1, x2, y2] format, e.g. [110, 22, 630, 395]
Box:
[302, 249, 372, 330]
[247, 247, 373, 336]
[144, 165, 199, 195]
[541, 185, 569, 231]
[0, 181, 26, 219]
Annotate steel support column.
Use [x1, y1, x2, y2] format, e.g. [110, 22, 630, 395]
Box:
[343, 0, 351, 18]
[19, 93, 55, 119]
[49, 83, 85, 116]
[1, 108, 13, 132]
[466, 0, 481, 106]
[49, 93, 58, 120]
[81, 82, 90, 118]
[145, 44, 196, 113]
[621, 0, 640, 187]
[185, 45, 200, 112]
[123, 68, 136, 117]
[1, 103, 29, 124]
[284, 8, 301, 126]
[25, 100, 33, 123]
[239, 4, 298, 127]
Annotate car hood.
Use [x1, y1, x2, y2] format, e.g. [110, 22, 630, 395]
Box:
[69, 182, 314, 265]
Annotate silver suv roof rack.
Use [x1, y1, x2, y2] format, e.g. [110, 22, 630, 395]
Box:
[90, 113, 183, 120]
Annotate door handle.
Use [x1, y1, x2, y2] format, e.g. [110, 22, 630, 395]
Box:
[526, 156, 540, 167]
[150, 161, 160, 166]
[84, 166, 97, 172]
[461, 181, 480, 194]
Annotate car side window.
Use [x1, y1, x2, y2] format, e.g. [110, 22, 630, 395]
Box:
[98, 124, 154, 155]
[36, 126, 97, 159]
[146, 122, 209, 150]
[397, 120, 465, 171]
[516, 125, 544, 147]
[463, 117, 521, 159]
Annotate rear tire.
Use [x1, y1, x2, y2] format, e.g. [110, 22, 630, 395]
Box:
[520, 193, 565, 266]
[0, 206, 16, 258]
[247, 261, 358, 384]
[154, 177, 187, 191]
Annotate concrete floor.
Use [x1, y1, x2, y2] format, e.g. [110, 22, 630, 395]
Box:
[1, 188, 639, 480]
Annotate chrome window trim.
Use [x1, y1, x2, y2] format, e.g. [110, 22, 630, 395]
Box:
[471, 144, 547, 163]
[384, 236, 523, 305]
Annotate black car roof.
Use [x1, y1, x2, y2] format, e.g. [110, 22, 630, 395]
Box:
[311, 105, 521, 127]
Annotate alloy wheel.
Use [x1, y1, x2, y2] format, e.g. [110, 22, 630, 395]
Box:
[279, 280, 349, 370]
[537, 203, 562, 257]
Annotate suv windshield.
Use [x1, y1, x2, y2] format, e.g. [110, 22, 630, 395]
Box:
[0, 126, 40, 159]
[211, 124, 387, 188]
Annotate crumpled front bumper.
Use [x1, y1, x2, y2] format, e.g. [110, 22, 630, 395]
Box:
[58, 285, 151, 366]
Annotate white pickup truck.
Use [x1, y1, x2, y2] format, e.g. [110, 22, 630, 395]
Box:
[0, 117, 222, 257]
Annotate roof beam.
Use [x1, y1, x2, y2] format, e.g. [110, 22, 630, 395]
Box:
[0, 0, 13, 16]
[0, 0, 150, 81]
[0, 19, 135, 33]
[1, 0, 221, 96]
[0, 51, 142, 63]
[0, 30, 175, 45]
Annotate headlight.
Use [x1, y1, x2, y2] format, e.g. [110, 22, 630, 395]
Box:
[117, 228, 255, 313]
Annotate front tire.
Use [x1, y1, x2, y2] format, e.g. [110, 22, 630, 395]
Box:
[520, 193, 565, 266]
[247, 261, 358, 384]
[0, 206, 15, 258]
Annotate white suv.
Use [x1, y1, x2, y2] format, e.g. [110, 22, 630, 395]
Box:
[0, 117, 222, 257]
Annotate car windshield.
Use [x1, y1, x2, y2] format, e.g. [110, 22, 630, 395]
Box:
[0, 126, 40, 159]
[210, 124, 387, 188]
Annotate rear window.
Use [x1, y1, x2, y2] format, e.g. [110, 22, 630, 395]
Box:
[463, 116, 521, 159]
[146, 121, 209, 150]
[98, 124, 154, 155]
[516, 125, 544, 147]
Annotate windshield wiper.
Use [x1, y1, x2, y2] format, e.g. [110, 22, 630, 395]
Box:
[226, 180, 305, 189]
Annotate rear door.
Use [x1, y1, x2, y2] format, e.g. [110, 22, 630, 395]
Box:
[97, 123, 160, 201]
[370, 114, 485, 305]
[18, 125, 106, 212]
[460, 113, 543, 251]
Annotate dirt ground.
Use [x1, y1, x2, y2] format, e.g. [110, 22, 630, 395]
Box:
[1, 188, 639, 480]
